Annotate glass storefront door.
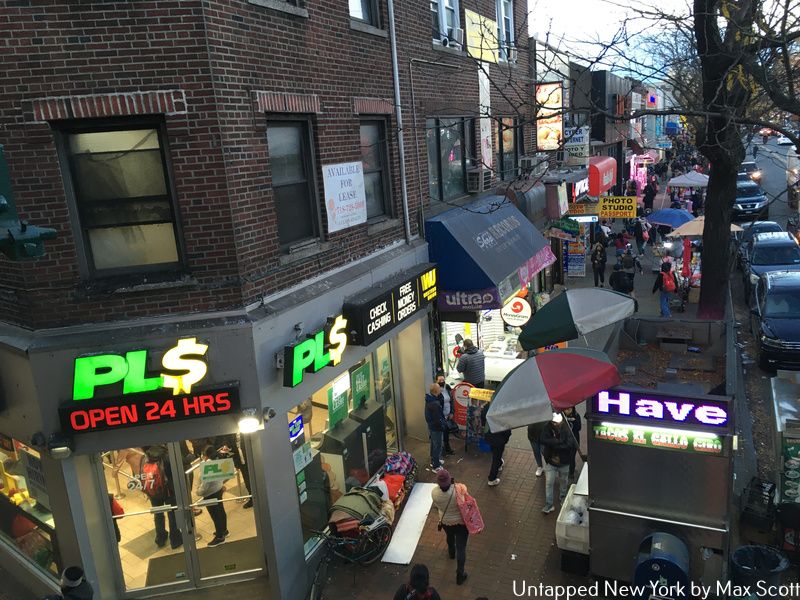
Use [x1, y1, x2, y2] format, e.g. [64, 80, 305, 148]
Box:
[98, 437, 264, 595]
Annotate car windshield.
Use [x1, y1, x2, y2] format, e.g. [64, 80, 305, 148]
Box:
[741, 163, 758, 173]
[751, 245, 800, 265]
[737, 185, 762, 198]
[764, 291, 800, 318]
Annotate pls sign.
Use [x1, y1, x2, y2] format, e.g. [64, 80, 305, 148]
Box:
[62, 339, 241, 434]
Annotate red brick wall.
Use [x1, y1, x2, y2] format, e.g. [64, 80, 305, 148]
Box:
[1, 0, 533, 329]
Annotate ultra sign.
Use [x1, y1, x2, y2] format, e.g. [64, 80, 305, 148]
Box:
[283, 315, 348, 388]
[593, 389, 730, 429]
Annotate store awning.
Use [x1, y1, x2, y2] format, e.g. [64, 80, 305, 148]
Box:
[628, 138, 645, 155]
[425, 196, 556, 311]
[588, 156, 617, 196]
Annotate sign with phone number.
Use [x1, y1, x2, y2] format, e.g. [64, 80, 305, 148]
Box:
[59, 384, 241, 433]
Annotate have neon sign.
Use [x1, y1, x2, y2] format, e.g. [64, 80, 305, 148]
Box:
[594, 389, 730, 428]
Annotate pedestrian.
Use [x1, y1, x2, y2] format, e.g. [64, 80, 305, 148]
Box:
[613, 232, 628, 262]
[642, 180, 656, 212]
[563, 407, 582, 481]
[456, 339, 485, 388]
[481, 402, 511, 486]
[633, 219, 646, 255]
[435, 371, 456, 455]
[59, 566, 94, 600]
[590, 240, 607, 287]
[431, 469, 469, 586]
[599, 219, 611, 238]
[425, 383, 447, 471]
[540, 413, 575, 514]
[140, 445, 183, 550]
[527, 422, 546, 477]
[691, 189, 703, 216]
[653, 261, 679, 318]
[621, 248, 643, 298]
[393, 563, 443, 600]
[197, 445, 229, 547]
[752, 144, 759, 158]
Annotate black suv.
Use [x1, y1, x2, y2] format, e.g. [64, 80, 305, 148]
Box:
[736, 221, 783, 268]
[751, 271, 800, 370]
[733, 180, 769, 220]
[742, 231, 800, 299]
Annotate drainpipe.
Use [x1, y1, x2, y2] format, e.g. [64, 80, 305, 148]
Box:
[387, 0, 412, 243]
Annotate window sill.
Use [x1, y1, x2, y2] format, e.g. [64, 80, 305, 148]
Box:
[349, 19, 388, 38]
[367, 217, 400, 236]
[76, 273, 199, 298]
[248, 0, 309, 18]
[278, 240, 331, 266]
[431, 41, 464, 57]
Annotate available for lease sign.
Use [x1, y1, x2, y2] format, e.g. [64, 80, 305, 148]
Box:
[324, 161, 367, 233]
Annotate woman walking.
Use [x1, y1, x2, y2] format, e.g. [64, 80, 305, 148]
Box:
[431, 469, 469, 585]
[590, 240, 607, 287]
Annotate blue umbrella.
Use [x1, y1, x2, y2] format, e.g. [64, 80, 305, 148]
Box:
[646, 208, 694, 228]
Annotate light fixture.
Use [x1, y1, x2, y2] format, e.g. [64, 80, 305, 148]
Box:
[238, 408, 262, 434]
[46, 433, 73, 460]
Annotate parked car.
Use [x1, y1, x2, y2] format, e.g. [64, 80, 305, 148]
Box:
[743, 232, 800, 300]
[737, 172, 752, 183]
[777, 134, 794, 146]
[750, 271, 800, 370]
[737, 221, 783, 268]
[739, 161, 763, 182]
[733, 180, 769, 220]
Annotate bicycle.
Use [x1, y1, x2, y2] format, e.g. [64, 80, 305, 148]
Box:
[307, 516, 392, 600]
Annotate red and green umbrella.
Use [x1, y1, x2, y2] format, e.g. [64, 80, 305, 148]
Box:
[518, 288, 635, 350]
[485, 348, 621, 432]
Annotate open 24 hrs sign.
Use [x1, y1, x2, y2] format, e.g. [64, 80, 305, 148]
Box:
[60, 338, 240, 434]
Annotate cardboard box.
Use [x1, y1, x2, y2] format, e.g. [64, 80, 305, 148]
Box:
[688, 287, 700, 304]
[555, 484, 589, 555]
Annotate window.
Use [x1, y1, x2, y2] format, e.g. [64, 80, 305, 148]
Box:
[359, 120, 391, 219]
[266, 120, 319, 248]
[430, 0, 460, 42]
[496, 0, 514, 60]
[349, 0, 379, 26]
[426, 117, 469, 202]
[62, 125, 181, 275]
[498, 117, 522, 181]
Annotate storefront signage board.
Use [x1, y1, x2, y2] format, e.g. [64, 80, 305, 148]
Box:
[292, 442, 313, 474]
[464, 10, 498, 63]
[343, 266, 437, 346]
[592, 423, 723, 456]
[327, 373, 350, 429]
[323, 161, 367, 234]
[60, 383, 241, 434]
[452, 382, 473, 429]
[598, 196, 637, 218]
[438, 288, 502, 311]
[501, 297, 532, 327]
[537, 341, 568, 353]
[284, 315, 349, 388]
[288, 414, 304, 443]
[199, 458, 236, 483]
[350, 361, 372, 407]
[536, 83, 563, 151]
[592, 389, 731, 431]
[564, 127, 589, 166]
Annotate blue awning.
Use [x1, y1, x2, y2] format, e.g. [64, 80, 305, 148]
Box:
[425, 196, 555, 311]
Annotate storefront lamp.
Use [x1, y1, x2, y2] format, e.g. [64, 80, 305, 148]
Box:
[47, 433, 73, 460]
[238, 407, 276, 434]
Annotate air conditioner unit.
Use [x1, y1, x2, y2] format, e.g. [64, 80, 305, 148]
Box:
[467, 167, 492, 193]
[451, 28, 464, 46]
[519, 155, 548, 178]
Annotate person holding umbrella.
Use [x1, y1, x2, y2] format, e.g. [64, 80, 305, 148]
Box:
[540, 413, 576, 514]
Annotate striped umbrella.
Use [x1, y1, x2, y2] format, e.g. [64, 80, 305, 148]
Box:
[518, 288, 635, 351]
[485, 348, 621, 432]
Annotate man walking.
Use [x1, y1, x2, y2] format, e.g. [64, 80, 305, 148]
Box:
[540, 413, 575, 514]
[653, 262, 679, 318]
[590, 240, 607, 287]
[527, 422, 546, 477]
[621, 248, 643, 298]
[435, 371, 455, 455]
[482, 402, 511, 486]
[456, 339, 485, 388]
[425, 383, 447, 471]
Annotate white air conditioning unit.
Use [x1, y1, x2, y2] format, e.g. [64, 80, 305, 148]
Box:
[519, 155, 548, 178]
[509, 47, 518, 62]
[451, 28, 464, 46]
[467, 167, 492, 193]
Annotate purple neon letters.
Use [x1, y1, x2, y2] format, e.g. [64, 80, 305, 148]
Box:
[596, 391, 728, 427]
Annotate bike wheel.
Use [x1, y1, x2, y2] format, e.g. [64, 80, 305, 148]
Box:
[358, 524, 393, 565]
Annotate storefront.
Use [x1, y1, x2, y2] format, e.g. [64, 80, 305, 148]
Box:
[629, 149, 659, 199]
[0, 246, 434, 600]
[425, 195, 555, 392]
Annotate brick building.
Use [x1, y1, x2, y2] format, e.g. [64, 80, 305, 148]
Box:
[0, 2, 536, 599]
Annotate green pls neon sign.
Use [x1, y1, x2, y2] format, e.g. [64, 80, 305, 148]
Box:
[593, 423, 723, 455]
[72, 338, 209, 401]
[283, 315, 348, 388]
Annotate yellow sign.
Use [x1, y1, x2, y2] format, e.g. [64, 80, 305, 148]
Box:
[469, 388, 494, 402]
[598, 196, 637, 218]
[537, 341, 568, 353]
[464, 10, 498, 63]
[420, 268, 437, 302]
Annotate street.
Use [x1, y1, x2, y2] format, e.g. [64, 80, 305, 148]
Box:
[747, 137, 796, 226]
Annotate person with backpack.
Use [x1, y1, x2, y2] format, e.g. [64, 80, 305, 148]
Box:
[540, 413, 576, 514]
[425, 383, 447, 471]
[621, 248, 643, 298]
[481, 402, 511, 487]
[393, 563, 443, 599]
[590, 240, 607, 287]
[430, 469, 469, 586]
[653, 261, 679, 318]
[140, 445, 183, 549]
[197, 445, 229, 547]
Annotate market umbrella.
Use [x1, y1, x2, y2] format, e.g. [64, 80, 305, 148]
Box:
[485, 348, 621, 432]
[518, 288, 635, 351]
[646, 208, 695, 228]
[667, 215, 743, 237]
[667, 171, 709, 188]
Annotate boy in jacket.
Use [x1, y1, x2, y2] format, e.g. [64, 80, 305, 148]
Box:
[540, 413, 576, 513]
[425, 383, 446, 471]
[653, 262, 680, 318]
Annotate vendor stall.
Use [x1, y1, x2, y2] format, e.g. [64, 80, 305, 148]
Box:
[586, 386, 733, 586]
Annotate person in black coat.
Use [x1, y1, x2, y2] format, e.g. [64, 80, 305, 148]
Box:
[60, 566, 94, 600]
[540, 413, 576, 513]
[481, 403, 511, 486]
[563, 407, 582, 480]
[436, 370, 456, 455]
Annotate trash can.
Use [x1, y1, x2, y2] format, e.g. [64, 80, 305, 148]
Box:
[731, 545, 789, 598]
[633, 532, 690, 600]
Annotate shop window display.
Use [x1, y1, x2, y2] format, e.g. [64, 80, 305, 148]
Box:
[287, 343, 400, 556]
[0, 436, 60, 578]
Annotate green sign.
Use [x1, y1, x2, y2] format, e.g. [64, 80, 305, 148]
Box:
[283, 315, 348, 388]
[327, 374, 350, 429]
[350, 362, 372, 408]
[199, 458, 235, 482]
[592, 424, 723, 455]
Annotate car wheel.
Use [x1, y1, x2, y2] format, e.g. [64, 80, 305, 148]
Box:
[758, 352, 774, 372]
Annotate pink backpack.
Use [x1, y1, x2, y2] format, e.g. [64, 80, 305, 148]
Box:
[454, 483, 484, 534]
